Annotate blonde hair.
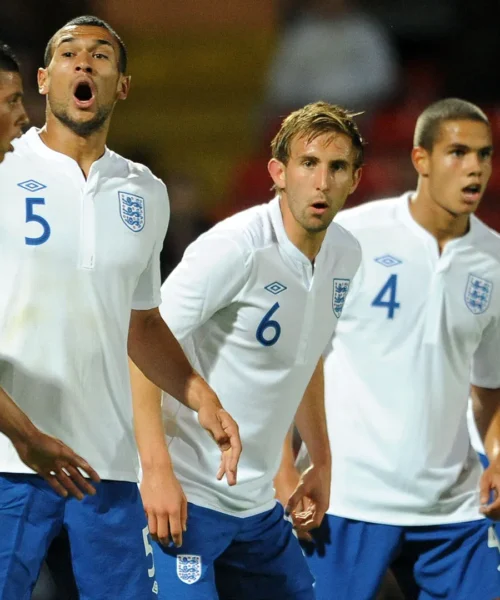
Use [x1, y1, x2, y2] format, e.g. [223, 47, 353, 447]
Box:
[271, 101, 364, 172]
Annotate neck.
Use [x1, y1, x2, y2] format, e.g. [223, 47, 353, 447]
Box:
[410, 182, 470, 252]
[279, 195, 326, 262]
[39, 111, 110, 178]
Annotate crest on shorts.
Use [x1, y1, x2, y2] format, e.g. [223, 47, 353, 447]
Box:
[333, 278, 350, 318]
[119, 191, 145, 232]
[177, 554, 202, 585]
[464, 274, 492, 315]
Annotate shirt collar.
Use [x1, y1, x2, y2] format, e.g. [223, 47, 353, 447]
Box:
[397, 190, 476, 249]
[24, 127, 111, 172]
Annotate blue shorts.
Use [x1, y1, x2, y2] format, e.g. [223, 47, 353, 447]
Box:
[303, 513, 500, 600]
[0, 473, 158, 599]
[153, 502, 314, 600]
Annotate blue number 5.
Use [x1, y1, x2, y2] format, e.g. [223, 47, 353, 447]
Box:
[372, 274, 400, 319]
[256, 302, 281, 346]
[25, 198, 51, 246]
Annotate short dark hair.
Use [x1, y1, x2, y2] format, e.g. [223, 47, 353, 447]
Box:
[44, 15, 127, 73]
[0, 42, 20, 73]
[414, 98, 490, 151]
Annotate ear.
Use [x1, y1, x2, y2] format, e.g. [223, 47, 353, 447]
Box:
[37, 68, 49, 96]
[349, 167, 363, 195]
[411, 146, 430, 177]
[268, 158, 286, 191]
[117, 75, 131, 101]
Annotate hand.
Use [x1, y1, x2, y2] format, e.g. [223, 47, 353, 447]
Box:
[11, 429, 100, 500]
[141, 460, 188, 547]
[197, 400, 241, 486]
[479, 460, 500, 520]
[285, 463, 331, 541]
[275, 464, 313, 541]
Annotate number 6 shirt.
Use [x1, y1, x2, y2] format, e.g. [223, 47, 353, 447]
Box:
[0, 127, 169, 482]
[325, 192, 500, 526]
[159, 197, 361, 516]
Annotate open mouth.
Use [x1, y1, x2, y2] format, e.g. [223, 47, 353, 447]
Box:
[311, 201, 328, 211]
[462, 183, 481, 202]
[73, 81, 94, 106]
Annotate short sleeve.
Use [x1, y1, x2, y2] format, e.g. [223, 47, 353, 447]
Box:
[471, 317, 500, 389]
[159, 233, 250, 342]
[131, 181, 170, 310]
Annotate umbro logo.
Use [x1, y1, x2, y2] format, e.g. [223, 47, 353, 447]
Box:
[374, 255, 402, 268]
[264, 281, 287, 295]
[17, 179, 47, 192]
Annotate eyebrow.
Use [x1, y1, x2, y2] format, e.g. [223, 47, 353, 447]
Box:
[447, 143, 493, 153]
[57, 36, 115, 52]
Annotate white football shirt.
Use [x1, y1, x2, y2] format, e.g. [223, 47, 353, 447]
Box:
[159, 197, 361, 516]
[325, 192, 500, 525]
[0, 128, 169, 481]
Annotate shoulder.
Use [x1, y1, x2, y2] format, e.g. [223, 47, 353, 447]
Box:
[470, 215, 500, 264]
[106, 151, 168, 198]
[335, 195, 404, 234]
[204, 201, 276, 251]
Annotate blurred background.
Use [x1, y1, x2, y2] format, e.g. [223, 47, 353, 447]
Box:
[2, 0, 500, 284]
[3, 2, 498, 598]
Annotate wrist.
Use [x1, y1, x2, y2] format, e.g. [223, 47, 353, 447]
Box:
[140, 449, 173, 474]
[186, 374, 221, 413]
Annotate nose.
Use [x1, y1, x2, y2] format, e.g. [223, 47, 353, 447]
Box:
[75, 52, 93, 74]
[315, 165, 330, 191]
[466, 153, 483, 177]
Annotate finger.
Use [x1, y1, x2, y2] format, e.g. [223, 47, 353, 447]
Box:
[286, 485, 305, 515]
[296, 529, 313, 542]
[63, 465, 97, 496]
[148, 511, 159, 542]
[219, 450, 237, 486]
[70, 457, 101, 483]
[219, 413, 242, 475]
[480, 489, 500, 516]
[43, 473, 69, 498]
[169, 512, 183, 548]
[480, 473, 492, 506]
[181, 497, 188, 533]
[54, 470, 84, 500]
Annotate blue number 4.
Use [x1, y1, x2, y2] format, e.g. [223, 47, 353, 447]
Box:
[25, 198, 51, 246]
[372, 274, 400, 319]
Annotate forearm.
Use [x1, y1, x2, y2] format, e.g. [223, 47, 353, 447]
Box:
[128, 309, 220, 412]
[0, 386, 38, 443]
[294, 358, 331, 468]
[129, 358, 172, 471]
[471, 385, 500, 462]
[275, 427, 296, 483]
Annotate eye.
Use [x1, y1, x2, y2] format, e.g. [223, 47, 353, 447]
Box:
[61, 51, 74, 58]
[303, 159, 315, 168]
[451, 149, 465, 157]
[93, 53, 109, 60]
[480, 148, 493, 160]
[331, 162, 346, 172]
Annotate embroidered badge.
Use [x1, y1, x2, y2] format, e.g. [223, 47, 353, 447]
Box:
[333, 278, 350, 318]
[119, 191, 145, 232]
[176, 554, 202, 585]
[464, 274, 492, 315]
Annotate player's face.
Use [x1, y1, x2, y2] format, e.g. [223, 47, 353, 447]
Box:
[270, 131, 361, 234]
[415, 120, 493, 216]
[0, 70, 28, 163]
[37, 25, 130, 137]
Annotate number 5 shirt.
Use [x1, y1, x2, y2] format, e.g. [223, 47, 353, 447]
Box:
[159, 197, 361, 516]
[325, 192, 500, 526]
[0, 127, 169, 482]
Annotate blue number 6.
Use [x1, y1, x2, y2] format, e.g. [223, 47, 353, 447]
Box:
[256, 302, 281, 346]
[25, 198, 51, 246]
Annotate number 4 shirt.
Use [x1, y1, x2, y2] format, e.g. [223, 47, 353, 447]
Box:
[159, 197, 361, 516]
[0, 127, 169, 481]
[326, 192, 500, 526]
